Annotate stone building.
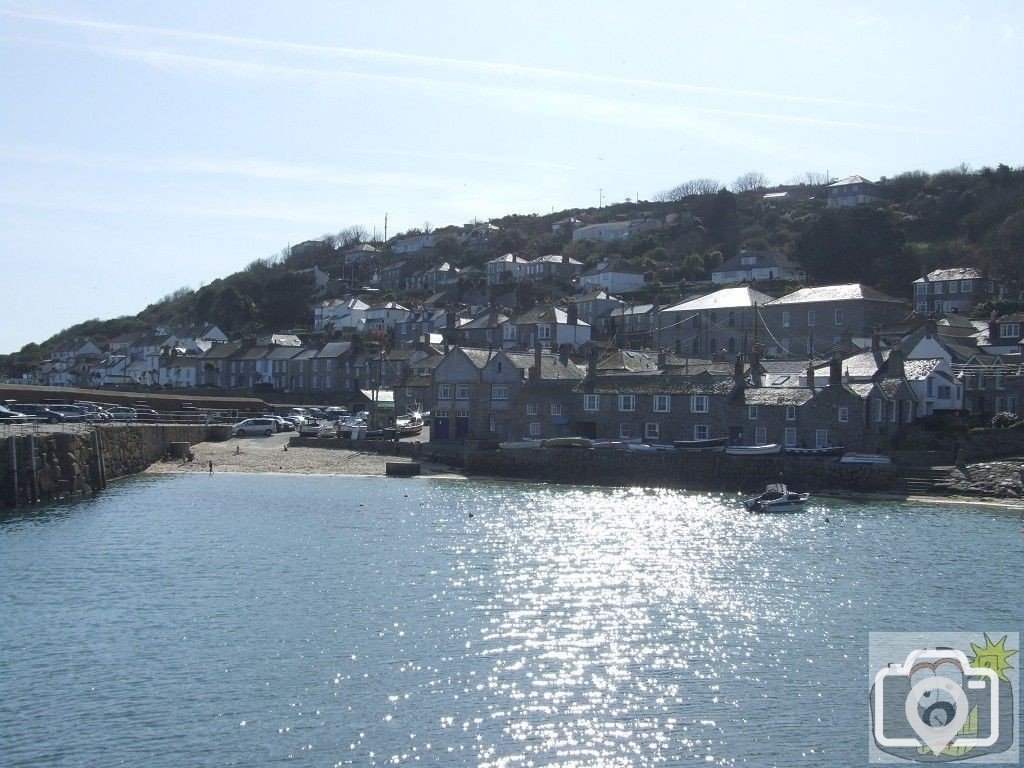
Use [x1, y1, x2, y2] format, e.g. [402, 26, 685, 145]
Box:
[656, 286, 773, 359]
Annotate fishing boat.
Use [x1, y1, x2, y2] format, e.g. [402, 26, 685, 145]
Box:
[743, 482, 810, 513]
[838, 452, 892, 465]
[499, 440, 542, 450]
[541, 436, 593, 449]
[784, 445, 844, 457]
[725, 443, 783, 456]
[673, 437, 728, 452]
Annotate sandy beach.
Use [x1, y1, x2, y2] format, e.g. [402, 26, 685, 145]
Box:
[145, 433, 465, 478]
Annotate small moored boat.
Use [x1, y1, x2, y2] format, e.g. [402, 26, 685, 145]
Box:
[838, 452, 892, 465]
[725, 443, 783, 456]
[541, 436, 593, 449]
[785, 445, 844, 457]
[744, 483, 809, 513]
[499, 440, 542, 450]
[673, 437, 728, 452]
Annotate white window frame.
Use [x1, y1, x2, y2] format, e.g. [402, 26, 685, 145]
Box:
[526, 403, 538, 416]
[755, 426, 767, 445]
[644, 422, 660, 439]
[838, 406, 849, 423]
[618, 394, 636, 412]
[529, 422, 541, 436]
[488, 414, 496, 433]
[693, 424, 709, 440]
[815, 429, 828, 449]
[690, 395, 709, 413]
[782, 311, 790, 328]
[437, 384, 452, 400]
[948, 281, 958, 294]
[961, 280, 972, 293]
[784, 427, 797, 447]
[435, 408, 449, 418]
[785, 405, 796, 421]
[834, 308, 844, 326]
[550, 403, 562, 416]
[619, 423, 631, 439]
[583, 394, 600, 412]
[491, 384, 509, 401]
[455, 384, 469, 400]
[538, 325, 552, 340]
[807, 309, 816, 327]
[1000, 323, 1020, 339]
[747, 405, 758, 420]
[653, 395, 670, 413]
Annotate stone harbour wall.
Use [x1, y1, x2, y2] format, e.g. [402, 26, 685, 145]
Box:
[1, 424, 231, 508]
[465, 448, 903, 495]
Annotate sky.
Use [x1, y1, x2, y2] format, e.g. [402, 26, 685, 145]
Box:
[1, 0, 1022, 354]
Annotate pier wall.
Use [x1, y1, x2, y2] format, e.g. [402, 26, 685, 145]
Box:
[1, 424, 231, 508]
[463, 448, 902, 495]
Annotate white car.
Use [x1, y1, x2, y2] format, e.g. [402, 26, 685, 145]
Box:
[232, 418, 277, 437]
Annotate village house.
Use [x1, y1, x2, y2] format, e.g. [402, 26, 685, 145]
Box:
[314, 296, 370, 333]
[711, 249, 804, 285]
[760, 283, 908, 358]
[454, 308, 508, 348]
[310, 341, 354, 393]
[257, 346, 305, 391]
[390, 233, 438, 256]
[287, 348, 318, 393]
[826, 175, 885, 208]
[523, 254, 584, 282]
[394, 307, 450, 348]
[365, 302, 412, 334]
[913, 267, 1007, 315]
[378, 260, 414, 291]
[486, 253, 529, 286]
[342, 243, 381, 267]
[579, 258, 646, 293]
[657, 286, 773, 359]
[570, 288, 624, 333]
[500, 305, 591, 351]
[571, 218, 661, 243]
[606, 304, 656, 347]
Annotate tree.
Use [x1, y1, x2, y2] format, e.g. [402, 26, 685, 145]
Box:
[654, 178, 722, 201]
[731, 171, 769, 193]
[794, 208, 906, 289]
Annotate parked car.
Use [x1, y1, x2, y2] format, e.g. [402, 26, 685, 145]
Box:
[106, 406, 137, 421]
[47, 404, 90, 422]
[0, 404, 30, 422]
[13, 404, 66, 423]
[232, 418, 277, 437]
[324, 407, 350, 421]
[299, 420, 330, 437]
[260, 414, 293, 432]
[74, 402, 112, 421]
[133, 407, 160, 423]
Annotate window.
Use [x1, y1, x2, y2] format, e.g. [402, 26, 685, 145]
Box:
[890, 401, 899, 423]
[488, 414, 496, 433]
[538, 325, 551, 340]
[807, 309, 816, 327]
[937, 385, 951, 400]
[690, 395, 709, 413]
[784, 428, 797, 447]
[782, 311, 790, 328]
[1000, 323, 1020, 339]
[645, 422, 660, 439]
[435, 408, 449, 418]
[618, 395, 636, 412]
[994, 372, 1004, 390]
[619, 423, 631, 439]
[785, 405, 796, 421]
[456, 409, 468, 419]
[694, 424, 709, 440]
[875, 399, 884, 422]
[583, 394, 599, 412]
[838, 406, 849, 423]
[526, 403, 538, 416]
[815, 429, 828, 448]
[491, 384, 509, 400]
[748, 406, 758, 420]
[550, 403, 562, 416]
[653, 395, 670, 413]
[529, 422, 541, 436]
[437, 384, 452, 400]
[755, 426, 767, 445]
[455, 384, 469, 400]
[915, 283, 926, 295]
[834, 308, 844, 325]
[933, 282, 944, 294]
[961, 280, 973, 293]
[926, 377, 935, 397]
[948, 281, 958, 294]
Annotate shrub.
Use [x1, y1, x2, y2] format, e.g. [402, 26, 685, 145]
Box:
[991, 412, 1021, 429]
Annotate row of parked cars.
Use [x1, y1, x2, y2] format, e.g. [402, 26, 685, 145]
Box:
[231, 406, 353, 437]
[0, 402, 161, 423]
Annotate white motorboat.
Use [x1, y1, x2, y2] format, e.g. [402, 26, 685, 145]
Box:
[743, 483, 809, 513]
[725, 443, 783, 456]
[838, 452, 892, 465]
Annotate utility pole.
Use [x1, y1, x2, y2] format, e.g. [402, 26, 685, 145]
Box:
[599, 188, 603, 208]
[384, 213, 388, 243]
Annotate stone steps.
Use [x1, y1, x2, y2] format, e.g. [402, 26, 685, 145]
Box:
[899, 466, 952, 495]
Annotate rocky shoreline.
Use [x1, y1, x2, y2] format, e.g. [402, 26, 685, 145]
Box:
[932, 460, 1024, 501]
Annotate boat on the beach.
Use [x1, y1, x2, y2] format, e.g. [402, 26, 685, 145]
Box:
[499, 440, 542, 450]
[743, 482, 810, 513]
[838, 452, 892, 465]
[673, 437, 728, 452]
[725, 443, 783, 456]
[541, 436, 593, 449]
[784, 445, 844, 457]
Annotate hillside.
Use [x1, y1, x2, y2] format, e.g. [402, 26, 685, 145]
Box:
[3, 162, 1022, 375]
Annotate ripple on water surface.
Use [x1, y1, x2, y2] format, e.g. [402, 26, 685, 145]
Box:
[0, 474, 1020, 766]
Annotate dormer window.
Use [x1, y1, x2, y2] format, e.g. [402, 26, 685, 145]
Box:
[741, 256, 756, 266]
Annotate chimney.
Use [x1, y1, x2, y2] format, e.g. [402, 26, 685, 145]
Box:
[871, 326, 881, 353]
[988, 310, 999, 344]
[586, 346, 597, 383]
[925, 316, 937, 339]
[531, 339, 542, 379]
[566, 302, 578, 326]
[558, 345, 569, 366]
[733, 354, 745, 387]
[750, 344, 761, 386]
[806, 359, 816, 392]
[828, 353, 842, 387]
[657, 348, 667, 369]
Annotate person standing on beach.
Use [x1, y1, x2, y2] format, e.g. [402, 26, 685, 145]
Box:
[208, 460, 213, 474]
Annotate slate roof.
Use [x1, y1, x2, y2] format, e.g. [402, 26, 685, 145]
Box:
[743, 388, 814, 406]
[532, 254, 583, 265]
[597, 350, 660, 372]
[316, 342, 353, 358]
[265, 347, 304, 360]
[401, 375, 433, 388]
[579, 373, 734, 395]
[662, 286, 774, 313]
[512, 306, 590, 327]
[200, 342, 245, 360]
[914, 267, 983, 283]
[460, 309, 508, 329]
[714, 250, 800, 274]
[501, 352, 586, 379]
[609, 304, 654, 318]
[766, 283, 903, 305]
[902, 358, 944, 381]
[829, 175, 877, 187]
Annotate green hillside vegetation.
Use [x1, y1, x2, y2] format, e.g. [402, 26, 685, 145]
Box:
[4, 163, 1022, 375]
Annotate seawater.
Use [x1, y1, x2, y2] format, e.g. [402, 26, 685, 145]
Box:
[1, 474, 1021, 767]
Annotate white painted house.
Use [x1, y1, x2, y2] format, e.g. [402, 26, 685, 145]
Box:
[579, 259, 647, 293]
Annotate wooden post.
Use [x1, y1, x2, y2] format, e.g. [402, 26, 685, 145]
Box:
[6, 436, 17, 507]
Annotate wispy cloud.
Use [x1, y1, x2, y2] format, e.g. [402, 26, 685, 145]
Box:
[0, 7, 924, 114]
